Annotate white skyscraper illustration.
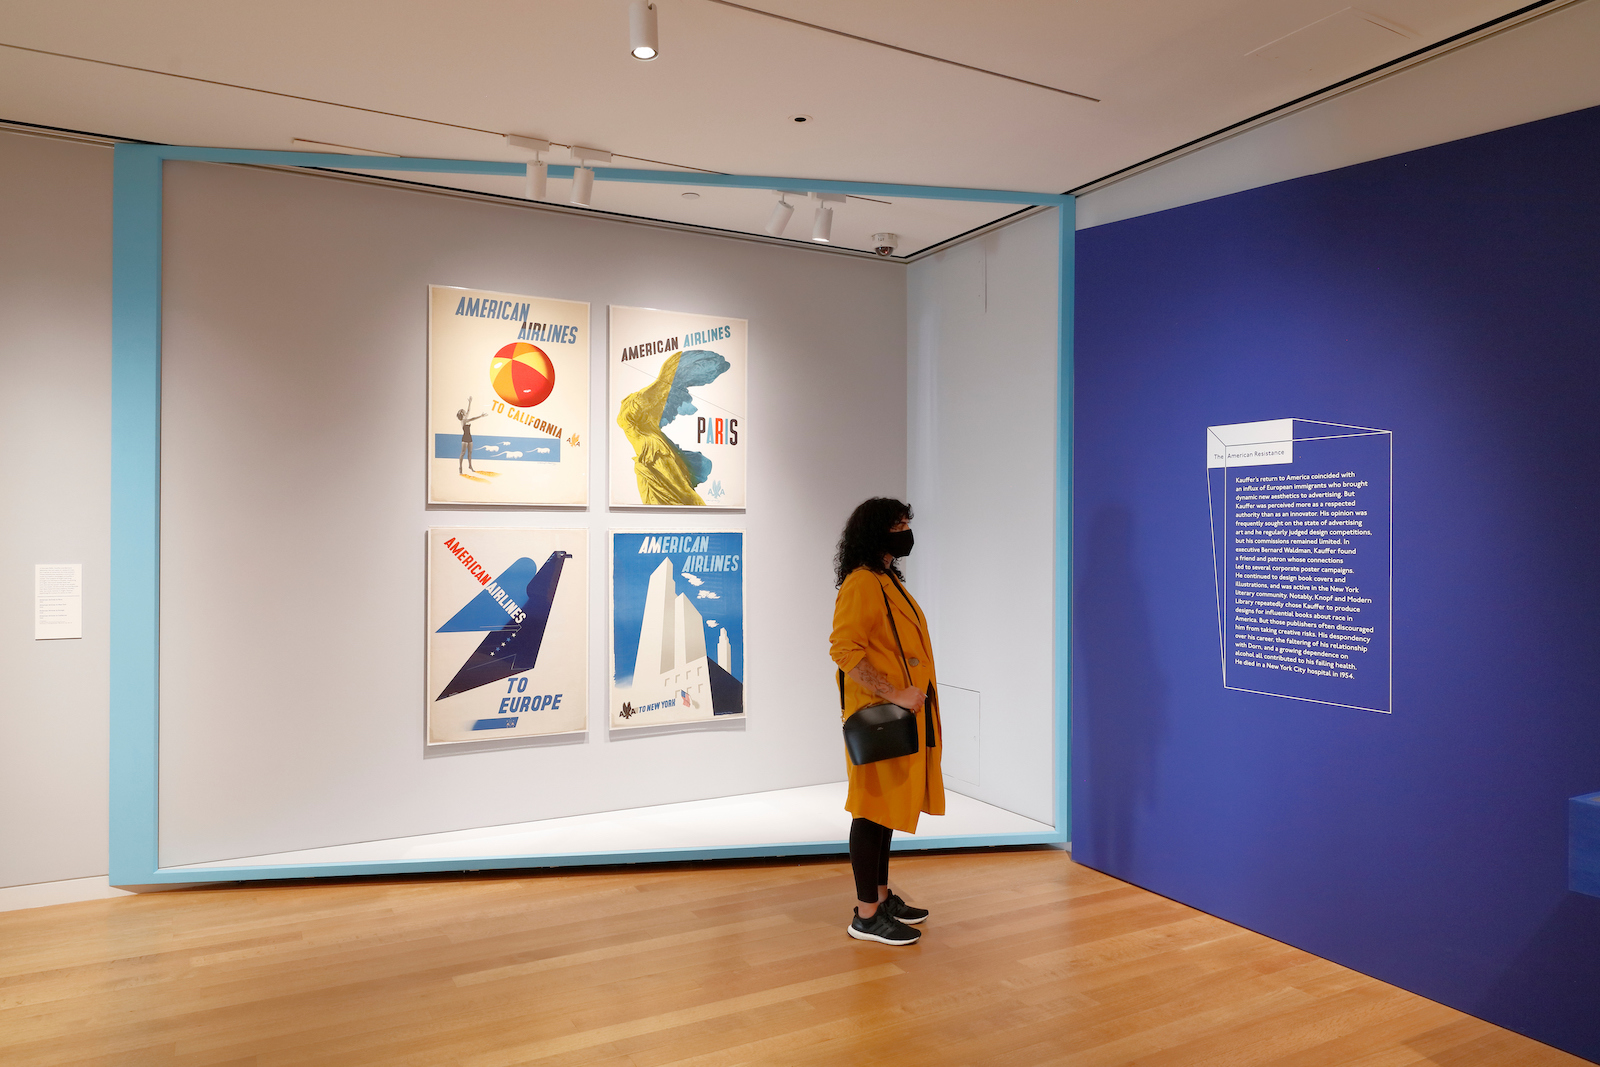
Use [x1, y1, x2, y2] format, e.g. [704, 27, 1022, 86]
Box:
[675, 593, 707, 665]
[628, 558, 710, 710]
[716, 627, 731, 670]
[633, 558, 676, 678]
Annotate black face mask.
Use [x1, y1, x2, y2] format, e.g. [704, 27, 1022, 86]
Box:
[885, 529, 914, 559]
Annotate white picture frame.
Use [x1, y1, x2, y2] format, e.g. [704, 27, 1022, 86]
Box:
[428, 285, 590, 506]
[426, 526, 589, 744]
[608, 305, 747, 509]
[608, 529, 746, 729]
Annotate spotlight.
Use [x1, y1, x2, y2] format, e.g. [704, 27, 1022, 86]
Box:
[568, 147, 612, 207]
[630, 0, 658, 60]
[871, 232, 898, 256]
[571, 166, 594, 206]
[766, 195, 794, 236]
[811, 202, 833, 243]
[505, 135, 551, 200]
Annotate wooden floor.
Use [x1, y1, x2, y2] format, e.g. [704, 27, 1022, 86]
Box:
[0, 850, 1587, 1067]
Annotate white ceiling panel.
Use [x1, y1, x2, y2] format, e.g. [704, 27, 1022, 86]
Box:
[0, 0, 1564, 252]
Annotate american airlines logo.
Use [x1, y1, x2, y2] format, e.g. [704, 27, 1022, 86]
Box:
[636, 535, 712, 554]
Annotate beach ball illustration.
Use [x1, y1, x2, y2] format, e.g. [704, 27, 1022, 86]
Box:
[489, 342, 555, 407]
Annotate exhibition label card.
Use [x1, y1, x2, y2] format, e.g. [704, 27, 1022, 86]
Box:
[609, 530, 744, 728]
[608, 306, 747, 509]
[34, 563, 81, 640]
[1207, 419, 1393, 713]
[428, 286, 589, 505]
[426, 528, 588, 744]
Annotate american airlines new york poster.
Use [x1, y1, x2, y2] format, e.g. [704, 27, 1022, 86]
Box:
[609, 530, 745, 729]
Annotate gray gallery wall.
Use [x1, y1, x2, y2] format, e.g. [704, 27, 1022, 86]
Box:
[906, 210, 1060, 825]
[0, 131, 114, 889]
[156, 161, 908, 865]
[0, 127, 1055, 891]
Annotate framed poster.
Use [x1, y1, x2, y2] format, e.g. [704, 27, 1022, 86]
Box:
[427, 527, 588, 744]
[428, 286, 589, 506]
[609, 530, 745, 728]
[608, 305, 747, 508]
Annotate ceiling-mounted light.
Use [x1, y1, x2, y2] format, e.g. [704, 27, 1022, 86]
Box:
[571, 166, 594, 206]
[506, 135, 551, 200]
[630, 0, 659, 60]
[766, 195, 794, 237]
[811, 202, 833, 243]
[568, 147, 612, 207]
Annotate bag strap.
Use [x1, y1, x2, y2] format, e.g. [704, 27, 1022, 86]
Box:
[878, 583, 914, 688]
[887, 572, 925, 628]
[887, 573, 938, 749]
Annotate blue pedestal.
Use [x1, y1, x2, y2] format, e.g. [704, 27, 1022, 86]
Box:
[1570, 792, 1600, 898]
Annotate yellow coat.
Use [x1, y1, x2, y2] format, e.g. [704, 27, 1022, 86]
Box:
[829, 567, 945, 833]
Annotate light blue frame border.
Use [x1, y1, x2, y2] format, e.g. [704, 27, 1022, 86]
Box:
[109, 144, 1074, 885]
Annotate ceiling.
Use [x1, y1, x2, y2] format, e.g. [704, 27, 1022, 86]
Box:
[0, 0, 1552, 256]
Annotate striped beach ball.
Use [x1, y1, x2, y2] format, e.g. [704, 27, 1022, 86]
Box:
[489, 343, 555, 407]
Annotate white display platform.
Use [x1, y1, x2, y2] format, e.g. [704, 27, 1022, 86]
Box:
[167, 783, 1053, 870]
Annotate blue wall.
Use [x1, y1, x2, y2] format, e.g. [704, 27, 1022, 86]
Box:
[1073, 104, 1600, 1061]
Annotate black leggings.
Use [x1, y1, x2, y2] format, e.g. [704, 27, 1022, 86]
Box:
[849, 818, 893, 904]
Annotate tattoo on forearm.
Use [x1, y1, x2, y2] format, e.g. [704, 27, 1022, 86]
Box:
[848, 660, 897, 699]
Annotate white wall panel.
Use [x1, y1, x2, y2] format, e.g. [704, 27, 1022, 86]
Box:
[156, 162, 906, 865]
[906, 210, 1059, 824]
[0, 132, 113, 888]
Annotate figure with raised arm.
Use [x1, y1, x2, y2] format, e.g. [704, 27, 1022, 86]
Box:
[456, 398, 489, 474]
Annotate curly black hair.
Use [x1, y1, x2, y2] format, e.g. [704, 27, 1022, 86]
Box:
[834, 497, 913, 587]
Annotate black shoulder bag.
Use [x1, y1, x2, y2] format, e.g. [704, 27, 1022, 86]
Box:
[839, 584, 921, 766]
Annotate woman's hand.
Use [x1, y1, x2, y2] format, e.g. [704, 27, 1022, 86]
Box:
[891, 686, 925, 711]
[847, 660, 923, 710]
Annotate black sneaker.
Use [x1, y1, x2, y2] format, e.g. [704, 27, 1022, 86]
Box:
[881, 892, 929, 925]
[848, 907, 921, 945]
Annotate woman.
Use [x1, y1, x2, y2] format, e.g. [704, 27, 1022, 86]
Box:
[829, 497, 944, 945]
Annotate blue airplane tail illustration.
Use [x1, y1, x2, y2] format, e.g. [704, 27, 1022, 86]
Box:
[436, 550, 571, 700]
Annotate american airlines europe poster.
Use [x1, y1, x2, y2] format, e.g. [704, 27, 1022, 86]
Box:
[426, 527, 588, 744]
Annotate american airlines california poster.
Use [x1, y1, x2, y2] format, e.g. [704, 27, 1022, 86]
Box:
[428, 286, 590, 506]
